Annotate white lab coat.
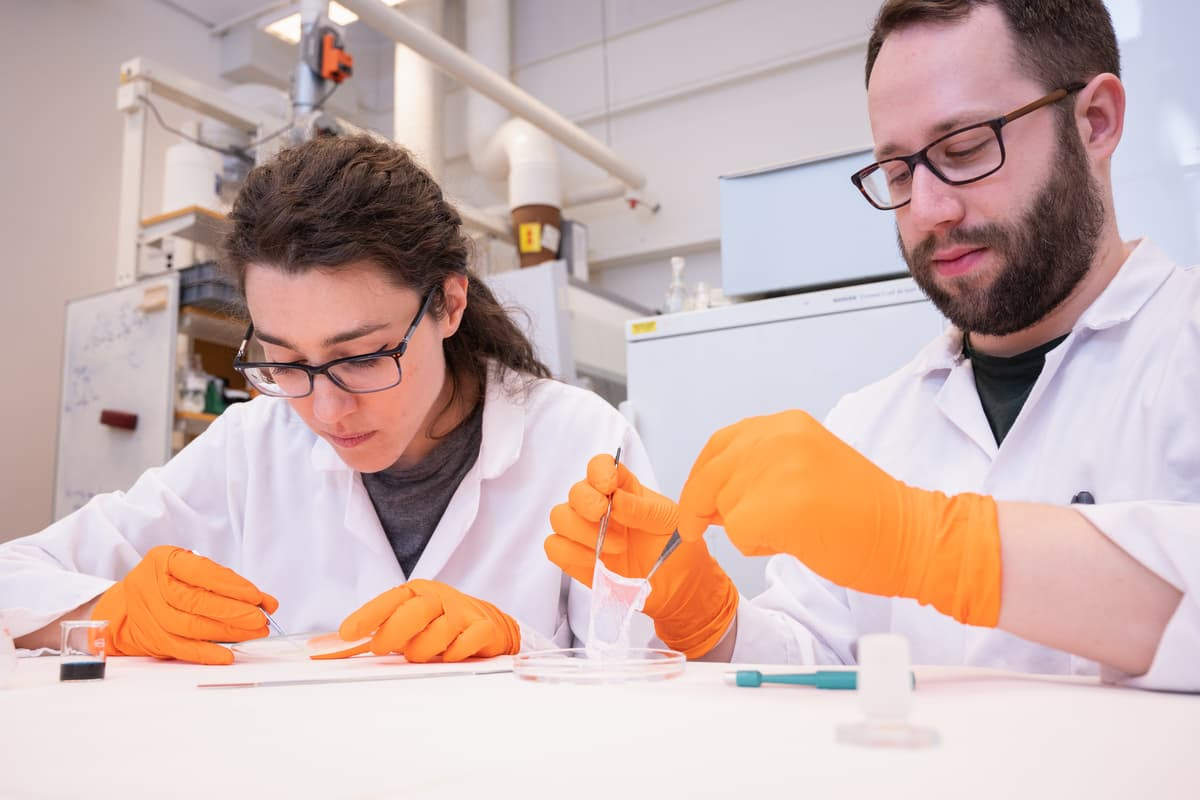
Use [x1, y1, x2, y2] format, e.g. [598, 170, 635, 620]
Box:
[0, 366, 656, 651]
[733, 239, 1200, 692]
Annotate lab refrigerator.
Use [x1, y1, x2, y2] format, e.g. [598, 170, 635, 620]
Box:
[623, 277, 946, 597]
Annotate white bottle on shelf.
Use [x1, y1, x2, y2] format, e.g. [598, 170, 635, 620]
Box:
[179, 354, 209, 413]
[662, 256, 687, 314]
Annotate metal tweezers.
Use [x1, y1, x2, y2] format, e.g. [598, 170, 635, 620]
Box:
[594, 446, 683, 580]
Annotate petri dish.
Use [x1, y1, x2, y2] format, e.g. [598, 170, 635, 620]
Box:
[512, 647, 685, 684]
[231, 632, 372, 661]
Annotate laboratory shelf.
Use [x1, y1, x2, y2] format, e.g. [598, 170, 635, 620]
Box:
[178, 306, 245, 349]
[139, 206, 228, 250]
[173, 410, 217, 436]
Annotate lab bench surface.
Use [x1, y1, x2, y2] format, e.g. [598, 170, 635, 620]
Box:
[2, 655, 1195, 798]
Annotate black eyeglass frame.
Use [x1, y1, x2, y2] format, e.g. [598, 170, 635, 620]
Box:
[232, 290, 435, 398]
[850, 83, 1088, 211]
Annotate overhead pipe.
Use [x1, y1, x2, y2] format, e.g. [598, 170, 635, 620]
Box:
[486, 179, 657, 216]
[392, 0, 444, 179]
[453, 201, 514, 241]
[293, 0, 327, 115]
[464, 0, 560, 267]
[338, 0, 647, 191]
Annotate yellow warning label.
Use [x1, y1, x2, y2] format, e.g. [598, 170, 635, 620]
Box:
[518, 222, 542, 253]
[630, 320, 657, 335]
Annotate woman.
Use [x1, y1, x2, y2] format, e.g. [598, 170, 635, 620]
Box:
[0, 135, 654, 664]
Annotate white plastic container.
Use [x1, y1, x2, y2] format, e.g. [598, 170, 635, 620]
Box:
[162, 138, 223, 213]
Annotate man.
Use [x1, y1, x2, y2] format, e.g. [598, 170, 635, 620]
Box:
[547, 0, 1198, 691]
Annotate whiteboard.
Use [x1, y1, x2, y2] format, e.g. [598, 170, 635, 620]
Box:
[54, 274, 179, 519]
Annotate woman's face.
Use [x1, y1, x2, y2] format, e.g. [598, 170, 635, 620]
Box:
[243, 260, 468, 473]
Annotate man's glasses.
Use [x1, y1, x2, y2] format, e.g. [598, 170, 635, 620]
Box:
[233, 291, 434, 399]
[851, 83, 1087, 211]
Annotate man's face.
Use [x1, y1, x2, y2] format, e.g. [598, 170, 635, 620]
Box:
[867, 6, 1103, 335]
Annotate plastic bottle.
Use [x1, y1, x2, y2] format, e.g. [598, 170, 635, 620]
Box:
[662, 256, 687, 314]
[179, 354, 209, 413]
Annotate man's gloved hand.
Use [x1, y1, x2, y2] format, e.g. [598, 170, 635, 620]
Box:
[92, 545, 278, 665]
[676, 410, 1002, 627]
[545, 454, 738, 658]
[337, 580, 520, 663]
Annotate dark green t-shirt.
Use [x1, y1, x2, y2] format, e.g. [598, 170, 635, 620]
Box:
[963, 332, 1068, 444]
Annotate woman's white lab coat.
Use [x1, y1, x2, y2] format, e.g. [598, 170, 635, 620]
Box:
[0, 366, 656, 650]
[733, 239, 1200, 692]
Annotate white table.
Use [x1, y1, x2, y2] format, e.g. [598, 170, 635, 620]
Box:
[2, 654, 1197, 799]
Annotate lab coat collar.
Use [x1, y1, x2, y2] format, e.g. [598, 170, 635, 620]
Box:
[910, 326, 963, 377]
[306, 363, 528, 475]
[910, 237, 1175, 378]
[407, 365, 529, 581]
[1074, 238, 1174, 333]
[304, 364, 531, 575]
[476, 364, 528, 480]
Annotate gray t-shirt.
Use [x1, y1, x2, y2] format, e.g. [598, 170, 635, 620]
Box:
[361, 400, 484, 577]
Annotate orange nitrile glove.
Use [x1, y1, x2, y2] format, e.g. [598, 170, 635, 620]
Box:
[545, 454, 739, 658]
[676, 410, 1002, 627]
[91, 545, 278, 665]
[337, 580, 520, 663]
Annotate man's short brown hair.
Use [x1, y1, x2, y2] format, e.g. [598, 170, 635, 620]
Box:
[864, 0, 1120, 90]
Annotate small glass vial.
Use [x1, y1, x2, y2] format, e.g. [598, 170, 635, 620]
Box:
[59, 620, 110, 681]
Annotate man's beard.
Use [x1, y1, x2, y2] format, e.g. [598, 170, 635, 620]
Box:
[900, 122, 1105, 336]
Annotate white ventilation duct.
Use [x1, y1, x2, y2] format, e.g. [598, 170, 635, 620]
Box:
[465, 0, 561, 266]
[392, 0, 443, 178]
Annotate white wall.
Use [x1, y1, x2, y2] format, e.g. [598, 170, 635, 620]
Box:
[438, 0, 882, 308]
[0, 1, 228, 540]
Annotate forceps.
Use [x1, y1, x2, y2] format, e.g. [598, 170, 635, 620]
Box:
[261, 608, 290, 638]
[594, 447, 622, 560]
[593, 446, 683, 580]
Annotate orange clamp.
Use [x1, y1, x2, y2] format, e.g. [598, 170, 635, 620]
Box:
[321, 32, 354, 83]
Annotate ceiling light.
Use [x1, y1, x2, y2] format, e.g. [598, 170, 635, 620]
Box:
[328, 3, 359, 25]
[263, 13, 302, 44]
[263, 2, 366, 45]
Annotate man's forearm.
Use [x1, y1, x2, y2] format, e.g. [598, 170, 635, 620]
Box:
[995, 501, 1182, 676]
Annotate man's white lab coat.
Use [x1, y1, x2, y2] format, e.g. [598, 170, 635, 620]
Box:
[0, 367, 656, 650]
[733, 239, 1200, 692]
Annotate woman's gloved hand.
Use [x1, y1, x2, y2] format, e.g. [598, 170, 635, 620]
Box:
[92, 545, 278, 665]
[337, 580, 520, 663]
[545, 454, 738, 658]
[677, 410, 1002, 627]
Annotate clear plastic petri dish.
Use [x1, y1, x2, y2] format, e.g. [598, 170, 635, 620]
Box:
[231, 632, 372, 661]
[512, 647, 686, 684]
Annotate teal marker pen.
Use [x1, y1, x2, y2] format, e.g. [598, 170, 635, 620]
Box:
[724, 670, 916, 690]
